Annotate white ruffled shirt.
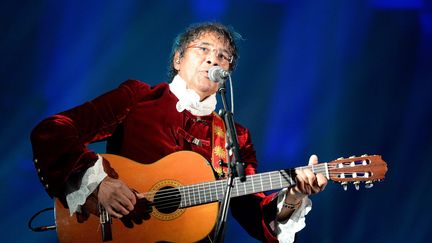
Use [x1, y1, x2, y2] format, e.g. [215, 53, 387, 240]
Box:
[65, 75, 312, 242]
[65, 154, 107, 214]
[169, 75, 217, 116]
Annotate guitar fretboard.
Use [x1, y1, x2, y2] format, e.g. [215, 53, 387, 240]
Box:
[179, 169, 297, 208]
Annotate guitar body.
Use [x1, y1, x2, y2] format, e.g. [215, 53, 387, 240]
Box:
[55, 151, 219, 243]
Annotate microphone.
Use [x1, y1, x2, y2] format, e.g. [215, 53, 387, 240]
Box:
[208, 66, 230, 83]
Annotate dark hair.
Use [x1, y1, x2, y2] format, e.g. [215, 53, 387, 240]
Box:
[168, 22, 242, 80]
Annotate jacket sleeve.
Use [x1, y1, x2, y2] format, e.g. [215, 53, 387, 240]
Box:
[30, 80, 150, 205]
[230, 125, 280, 242]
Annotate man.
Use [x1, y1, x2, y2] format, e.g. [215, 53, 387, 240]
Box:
[31, 22, 327, 242]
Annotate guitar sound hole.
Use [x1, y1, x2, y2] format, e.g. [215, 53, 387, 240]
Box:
[154, 186, 181, 214]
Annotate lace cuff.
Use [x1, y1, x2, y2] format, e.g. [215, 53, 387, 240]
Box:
[65, 155, 107, 215]
[274, 188, 312, 243]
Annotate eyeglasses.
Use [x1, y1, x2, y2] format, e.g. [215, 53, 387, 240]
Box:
[186, 44, 233, 65]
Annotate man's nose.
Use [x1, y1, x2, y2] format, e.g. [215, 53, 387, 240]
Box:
[206, 50, 221, 65]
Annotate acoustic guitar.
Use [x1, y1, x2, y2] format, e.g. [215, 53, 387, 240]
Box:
[55, 151, 387, 242]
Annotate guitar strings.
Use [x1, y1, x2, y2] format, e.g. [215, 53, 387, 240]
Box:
[136, 164, 368, 212]
[139, 163, 337, 202]
[142, 173, 363, 212]
[139, 165, 354, 204]
[141, 172, 369, 213]
[147, 175, 369, 213]
[139, 170, 297, 211]
[138, 159, 375, 208]
[139, 168, 298, 200]
[138, 165, 321, 211]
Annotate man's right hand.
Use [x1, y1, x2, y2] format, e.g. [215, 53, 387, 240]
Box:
[97, 177, 137, 218]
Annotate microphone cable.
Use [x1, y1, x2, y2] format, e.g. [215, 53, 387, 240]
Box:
[28, 207, 56, 232]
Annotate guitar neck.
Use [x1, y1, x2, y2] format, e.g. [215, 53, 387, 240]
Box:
[179, 163, 328, 208]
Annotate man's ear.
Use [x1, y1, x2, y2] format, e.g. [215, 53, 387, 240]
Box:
[173, 52, 181, 70]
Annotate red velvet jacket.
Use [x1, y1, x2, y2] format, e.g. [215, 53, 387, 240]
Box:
[31, 80, 279, 242]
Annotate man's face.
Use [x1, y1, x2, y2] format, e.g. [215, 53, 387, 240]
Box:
[174, 32, 232, 100]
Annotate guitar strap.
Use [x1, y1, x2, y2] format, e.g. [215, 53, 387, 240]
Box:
[211, 112, 228, 179]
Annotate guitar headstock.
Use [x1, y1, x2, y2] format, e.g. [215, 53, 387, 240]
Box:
[328, 154, 387, 190]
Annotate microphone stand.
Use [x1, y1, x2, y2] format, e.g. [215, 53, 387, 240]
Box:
[213, 76, 246, 243]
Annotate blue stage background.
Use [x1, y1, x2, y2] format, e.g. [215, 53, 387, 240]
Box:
[1, 0, 431, 242]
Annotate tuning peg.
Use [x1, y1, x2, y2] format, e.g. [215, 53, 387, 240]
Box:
[365, 181, 374, 189]
[341, 182, 348, 191]
[337, 157, 344, 160]
[353, 181, 360, 190]
[361, 154, 368, 157]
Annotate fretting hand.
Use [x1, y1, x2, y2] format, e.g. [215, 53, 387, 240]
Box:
[277, 155, 327, 221]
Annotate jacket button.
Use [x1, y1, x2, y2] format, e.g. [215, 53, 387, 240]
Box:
[34, 158, 38, 164]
